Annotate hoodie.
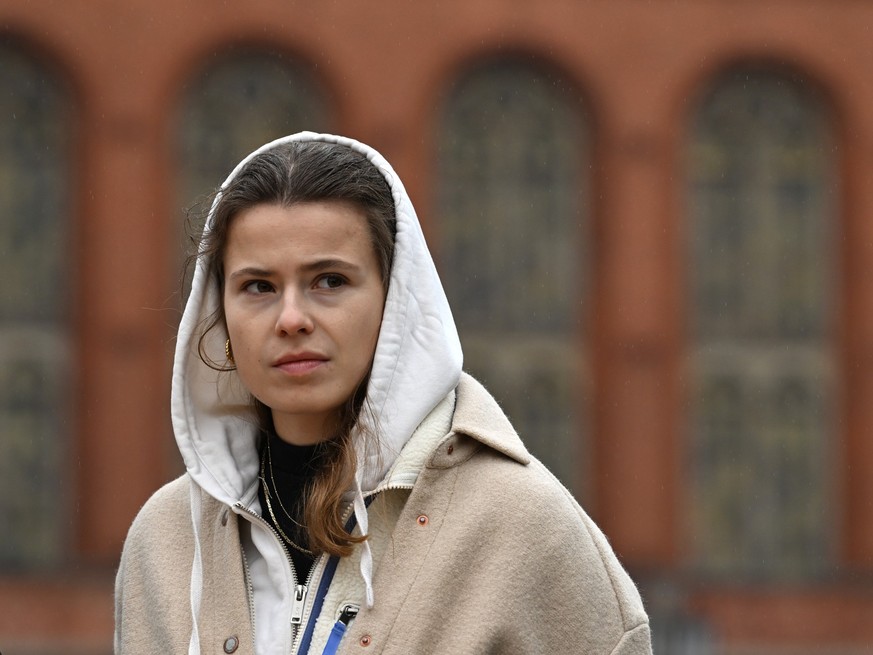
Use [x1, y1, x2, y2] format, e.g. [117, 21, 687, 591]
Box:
[170, 132, 463, 652]
[116, 132, 653, 655]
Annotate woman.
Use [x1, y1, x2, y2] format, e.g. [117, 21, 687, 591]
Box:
[115, 132, 653, 654]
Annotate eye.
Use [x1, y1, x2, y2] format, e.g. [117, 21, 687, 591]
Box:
[243, 280, 274, 295]
[315, 274, 347, 290]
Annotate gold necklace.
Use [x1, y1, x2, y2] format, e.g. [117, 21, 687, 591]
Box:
[259, 446, 314, 557]
[265, 436, 308, 529]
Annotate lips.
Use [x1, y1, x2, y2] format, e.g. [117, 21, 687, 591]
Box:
[272, 352, 328, 375]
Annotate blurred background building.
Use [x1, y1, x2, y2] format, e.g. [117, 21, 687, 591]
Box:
[2, 1, 873, 653]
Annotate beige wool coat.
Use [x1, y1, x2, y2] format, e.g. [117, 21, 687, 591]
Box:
[115, 374, 652, 654]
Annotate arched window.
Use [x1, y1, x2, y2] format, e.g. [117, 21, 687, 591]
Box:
[0, 41, 72, 569]
[687, 70, 836, 579]
[176, 51, 330, 224]
[436, 60, 589, 495]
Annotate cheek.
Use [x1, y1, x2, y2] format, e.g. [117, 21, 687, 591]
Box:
[344, 298, 383, 362]
[227, 337, 263, 398]
[361, 302, 385, 354]
[224, 302, 251, 342]
[222, 297, 238, 339]
[224, 313, 260, 368]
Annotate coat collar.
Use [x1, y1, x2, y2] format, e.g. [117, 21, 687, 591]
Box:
[380, 373, 530, 490]
[448, 373, 531, 466]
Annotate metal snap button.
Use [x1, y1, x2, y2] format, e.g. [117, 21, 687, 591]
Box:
[223, 635, 239, 653]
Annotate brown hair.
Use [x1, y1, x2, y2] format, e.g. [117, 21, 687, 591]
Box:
[193, 140, 396, 557]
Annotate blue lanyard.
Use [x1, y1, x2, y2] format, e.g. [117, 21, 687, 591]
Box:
[297, 500, 372, 655]
[320, 605, 359, 655]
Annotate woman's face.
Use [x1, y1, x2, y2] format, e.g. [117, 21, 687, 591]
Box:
[222, 201, 386, 445]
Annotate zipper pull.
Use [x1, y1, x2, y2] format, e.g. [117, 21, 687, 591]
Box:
[338, 604, 359, 626]
[320, 605, 361, 655]
[290, 584, 308, 625]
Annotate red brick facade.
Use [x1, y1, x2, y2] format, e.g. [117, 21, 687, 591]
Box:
[2, 1, 873, 652]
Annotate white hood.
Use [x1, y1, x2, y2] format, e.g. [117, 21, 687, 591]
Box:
[171, 133, 462, 623]
[173, 131, 462, 500]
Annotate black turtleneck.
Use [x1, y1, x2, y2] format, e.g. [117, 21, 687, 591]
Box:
[257, 430, 328, 581]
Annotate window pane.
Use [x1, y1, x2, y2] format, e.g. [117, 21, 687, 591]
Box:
[687, 71, 836, 579]
[436, 61, 588, 495]
[177, 51, 330, 221]
[0, 42, 72, 569]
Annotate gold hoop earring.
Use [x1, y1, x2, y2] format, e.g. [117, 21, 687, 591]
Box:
[225, 338, 234, 364]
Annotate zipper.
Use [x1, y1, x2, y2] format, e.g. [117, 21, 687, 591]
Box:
[235, 501, 324, 650]
[235, 498, 378, 654]
[289, 550, 322, 654]
[238, 541, 257, 647]
[369, 481, 414, 496]
[235, 501, 299, 583]
[290, 502, 369, 655]
[290, 584, 308, 625]
[288, 503, 360, 655]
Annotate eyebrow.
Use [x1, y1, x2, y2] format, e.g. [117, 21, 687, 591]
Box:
[227, 266, 273, 282]
[227, 259, 362, 281]
[301, 259, 362, 275]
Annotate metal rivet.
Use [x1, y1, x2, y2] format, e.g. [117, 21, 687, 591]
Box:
[417, 514, 428, 526]
[223, 635, 239, 653]
[220, 510, 229, 526]
[360, 635, 372, 647]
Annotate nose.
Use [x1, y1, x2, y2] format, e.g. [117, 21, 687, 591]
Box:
[275, 289, 315, 336]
